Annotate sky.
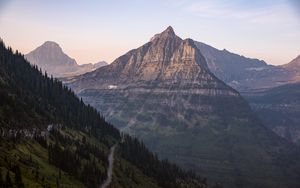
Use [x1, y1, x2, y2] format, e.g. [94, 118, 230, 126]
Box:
[0, 0, 299, 65]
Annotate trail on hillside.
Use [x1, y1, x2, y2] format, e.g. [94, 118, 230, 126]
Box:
[100, 144, 117, 188]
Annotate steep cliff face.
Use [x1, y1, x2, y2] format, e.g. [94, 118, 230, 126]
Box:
[68, 27, 300, 188]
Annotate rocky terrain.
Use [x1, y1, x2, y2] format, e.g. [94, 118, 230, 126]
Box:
[25, 41, 107, 77]
[68, 27, 300, 188]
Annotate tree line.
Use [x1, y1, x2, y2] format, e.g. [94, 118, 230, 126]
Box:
[0, 39, 219, 188]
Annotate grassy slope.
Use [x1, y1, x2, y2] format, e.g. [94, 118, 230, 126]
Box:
[0, 127, 162, 188]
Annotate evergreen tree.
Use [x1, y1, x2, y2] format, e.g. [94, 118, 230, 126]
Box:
[0, 170, 4, 187]
[5, 171, 12, 187]
[14, 165, 24, 188]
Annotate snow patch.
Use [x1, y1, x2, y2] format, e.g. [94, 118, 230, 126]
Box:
[246, 67, 266, 71]
[108, 85, 118, 89]
[230, 80, 239, 85]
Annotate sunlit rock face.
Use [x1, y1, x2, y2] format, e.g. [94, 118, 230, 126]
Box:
[68, 27, 300, 188]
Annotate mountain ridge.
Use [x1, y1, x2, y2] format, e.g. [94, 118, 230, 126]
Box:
[195, 41, 300, 91]
[68, 27, 300, 188]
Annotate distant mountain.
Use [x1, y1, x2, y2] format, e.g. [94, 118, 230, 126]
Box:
[281, 55, 300, 82]
[195, 42, 299, 91]
[25, 41, 107, 77]
[68, 27, 300, 188]
[283, 55, 300, 70]
[77, 61, 108, 75]
[245, 83, 300, 144]
[0, 40, 208, 188]
[94, 61, 108, 68]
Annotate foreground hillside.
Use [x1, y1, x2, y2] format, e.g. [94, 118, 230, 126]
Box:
[68, 27, 300, 188]
[0, 40, 211, 188]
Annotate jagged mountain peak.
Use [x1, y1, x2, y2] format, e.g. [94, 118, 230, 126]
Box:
[160, 26, 175, 36]
[84, 27, 212, 84]
[150, 26, 179, 42]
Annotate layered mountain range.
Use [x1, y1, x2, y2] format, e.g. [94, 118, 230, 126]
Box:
[195, 42, 300, 91]
[25, 41, 107, 77]
[26, 36, 300, 92]
[67, 27, 300, 188]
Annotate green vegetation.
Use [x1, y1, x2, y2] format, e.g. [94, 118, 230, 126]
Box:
[0, 39, 210, 187]
[79, 75, 300, 188]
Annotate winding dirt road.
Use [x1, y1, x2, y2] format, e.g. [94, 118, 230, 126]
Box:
[100, 144, 117, 188]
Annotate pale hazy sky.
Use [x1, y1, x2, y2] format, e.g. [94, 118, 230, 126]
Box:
[0, 0, 299, 65]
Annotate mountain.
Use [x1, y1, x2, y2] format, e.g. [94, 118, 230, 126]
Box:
[245, 83, 300, 144]
[281, 55, 300, 82]
[195, 42, 299, 91]
[195, 41, 300, 145]
[77, 61, 108, 75]
[94, 61, 108, 68]
[25, 41, 107, 77]
[283, 55, 300, 70]
[0, 40, 210, 188]
[68, 27, 300, 188]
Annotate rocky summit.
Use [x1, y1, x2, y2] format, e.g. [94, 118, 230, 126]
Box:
[68, 27, 300, 188]
[25, 41, 107, 77]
